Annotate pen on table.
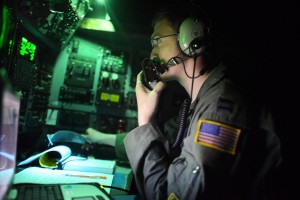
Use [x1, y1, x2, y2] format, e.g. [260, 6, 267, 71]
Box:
[65, 174, 107, 179]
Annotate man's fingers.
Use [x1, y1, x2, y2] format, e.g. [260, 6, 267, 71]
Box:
[153, 81, 166, 93]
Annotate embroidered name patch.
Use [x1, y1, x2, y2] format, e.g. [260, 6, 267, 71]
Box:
[195, 119, 241, 154]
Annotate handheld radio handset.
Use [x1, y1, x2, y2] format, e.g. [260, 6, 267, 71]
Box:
[141, 58, 167, 90]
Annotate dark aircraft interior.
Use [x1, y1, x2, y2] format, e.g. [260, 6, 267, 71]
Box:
[0, 0, 297, 199]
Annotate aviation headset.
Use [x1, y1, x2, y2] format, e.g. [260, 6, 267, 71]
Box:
[176, 4, 211, 57]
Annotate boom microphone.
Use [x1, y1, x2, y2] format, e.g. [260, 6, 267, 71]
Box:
[166, 56, 190, 66]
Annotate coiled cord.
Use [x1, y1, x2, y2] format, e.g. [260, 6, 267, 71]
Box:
[170, 98, 191, 149]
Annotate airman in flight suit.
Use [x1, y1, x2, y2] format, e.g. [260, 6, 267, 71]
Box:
[124, 3, 282, 200]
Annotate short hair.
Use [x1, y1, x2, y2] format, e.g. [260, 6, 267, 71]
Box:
[151, 3, 211, 35]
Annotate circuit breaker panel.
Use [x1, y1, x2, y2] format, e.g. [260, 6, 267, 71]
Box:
[47, 36, 138, 133]
[1, 0, 91, 157]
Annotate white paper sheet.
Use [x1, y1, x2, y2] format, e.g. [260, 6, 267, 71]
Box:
[13, 167, 114, 193]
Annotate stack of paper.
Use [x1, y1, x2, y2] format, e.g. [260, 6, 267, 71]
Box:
[63, 157, 116, 174]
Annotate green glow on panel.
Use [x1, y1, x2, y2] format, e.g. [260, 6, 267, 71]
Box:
[80, 18, 115, 32]
[0, 6, 8, 50]
[19, 37, 37, 61]
[8, 40, 13, 55]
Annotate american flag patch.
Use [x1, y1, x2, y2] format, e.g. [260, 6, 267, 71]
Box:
[195, 120, 241, 154]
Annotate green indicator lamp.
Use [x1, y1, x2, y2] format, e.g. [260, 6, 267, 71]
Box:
[101, 71, 110, 87]
[8, 40, 13, 55]
[118, 60, 123, 68]
[111, 73, 120, 89]
[102, 71, 109, 78]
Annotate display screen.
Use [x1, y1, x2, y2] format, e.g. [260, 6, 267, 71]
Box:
[0, 89, 20, 200]
[19, 37, 37, 61]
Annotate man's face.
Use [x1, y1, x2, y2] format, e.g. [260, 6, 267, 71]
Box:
[150, 19, 182, 81]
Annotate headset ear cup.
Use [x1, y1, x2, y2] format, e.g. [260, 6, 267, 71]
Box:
[178, 17, 206, 57]
[190, 37, 205, 54]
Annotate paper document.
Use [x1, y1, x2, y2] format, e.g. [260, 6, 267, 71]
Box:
[17, 145, 74, 168]
[63, 157, 116, 174]
[13, 167, 114, 193]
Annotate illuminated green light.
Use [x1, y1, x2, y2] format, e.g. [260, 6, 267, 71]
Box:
[100, 92, 109, 101]
[111, 73, 118, 80]
[110, 94, 120, 102]
[8, 40, 13, 55]
[102, 71, 109, 78]
[118, 60, 123, 67]
[19, 37, 36, 61]
[80, 18, 115, 32]
[0, 6, 9, 50]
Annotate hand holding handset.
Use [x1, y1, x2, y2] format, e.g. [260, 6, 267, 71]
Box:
[141, 58, 167, 90]
[140, 57, 192, 150]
